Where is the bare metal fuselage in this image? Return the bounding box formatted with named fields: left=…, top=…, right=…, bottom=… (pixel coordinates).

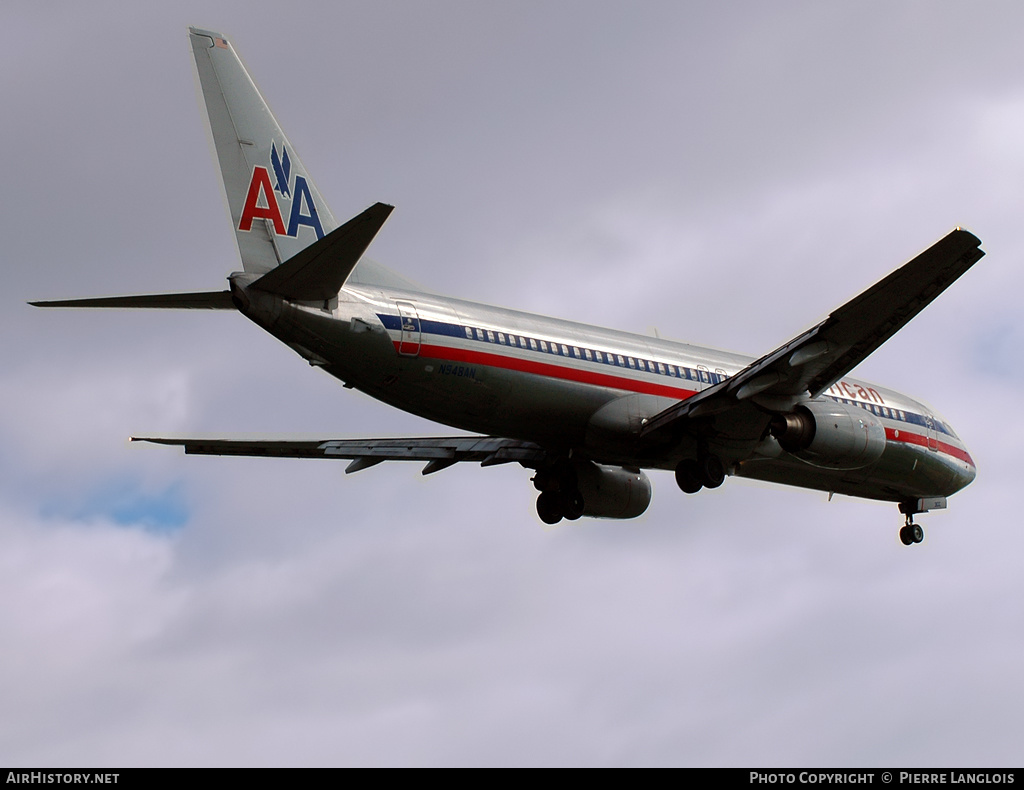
left=232, top=273, right=976, bottom=505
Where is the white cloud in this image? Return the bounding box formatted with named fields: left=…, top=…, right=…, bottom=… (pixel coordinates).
left=3, top=0, right=1023, bottom=767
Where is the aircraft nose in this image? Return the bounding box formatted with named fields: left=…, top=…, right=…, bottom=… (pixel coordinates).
left=953, top=454, right=977, bottom=493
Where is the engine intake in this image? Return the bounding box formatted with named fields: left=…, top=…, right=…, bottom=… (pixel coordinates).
left=770, top=400, right=885, bottom=469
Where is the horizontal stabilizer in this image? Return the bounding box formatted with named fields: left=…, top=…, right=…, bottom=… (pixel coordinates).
left=30, top=291, right=235, bottom=309
left=250, top=203, right=394, bottom=300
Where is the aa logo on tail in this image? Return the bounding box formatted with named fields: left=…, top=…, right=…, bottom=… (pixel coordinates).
left=238, top=143, right=325, bottom=240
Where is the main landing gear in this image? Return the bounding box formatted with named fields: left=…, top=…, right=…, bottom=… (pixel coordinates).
left=674, top=455, right=725, bottom=494
left=533, top=461, right=584, bottom=525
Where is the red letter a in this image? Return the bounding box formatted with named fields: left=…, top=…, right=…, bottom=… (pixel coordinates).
left=238, top=166, right=286, bottom=234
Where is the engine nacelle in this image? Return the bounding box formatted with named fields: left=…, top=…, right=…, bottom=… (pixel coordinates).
left=576, top=462, right=652, bottom=519
left=771, top=400, right=886, bottom=470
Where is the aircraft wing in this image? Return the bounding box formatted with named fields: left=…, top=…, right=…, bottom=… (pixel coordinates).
left=132, top=435, right=547, bottom=474
left=641, top=228, right=984, bottom=439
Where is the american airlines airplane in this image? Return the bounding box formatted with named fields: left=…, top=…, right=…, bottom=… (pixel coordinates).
left=32, top=28, right=982, bottom=546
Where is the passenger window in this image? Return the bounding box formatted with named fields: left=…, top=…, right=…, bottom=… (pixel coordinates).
left=464, top=327, right=473, bottom=339
left=497, top=332, right=505, bottom=344
left=539, top=340, right=548, bottom=352
left=561, top=344, right=569, bottom=356
left=584, top=348, right=592, bottom=361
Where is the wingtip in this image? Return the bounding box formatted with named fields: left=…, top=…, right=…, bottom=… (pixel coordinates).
left=952, top=226, right=982, bottom=247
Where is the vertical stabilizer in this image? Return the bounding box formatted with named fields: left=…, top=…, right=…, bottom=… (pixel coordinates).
left=189, top=27, right=338, bottom=273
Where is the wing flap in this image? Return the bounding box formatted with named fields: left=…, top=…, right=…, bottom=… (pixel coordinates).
left=132, top=435, right=547, bottom=471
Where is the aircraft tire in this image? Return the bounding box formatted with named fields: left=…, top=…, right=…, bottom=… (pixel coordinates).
left=675, top=460, right=703, bottom=494
left=899, top=525, right=915, bottom=545
left=564, top=490, right=585, bottom=521
left=537, top=491, right=564, bottom=525
left=699, top=455, right=725, bottom=489
left=912, top=524, right=924, bottom=543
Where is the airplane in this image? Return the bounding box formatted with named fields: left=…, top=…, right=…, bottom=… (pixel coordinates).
left=31, top=27, right=982, bottom=546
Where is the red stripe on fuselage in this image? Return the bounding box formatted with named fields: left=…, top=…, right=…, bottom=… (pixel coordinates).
left=404, top=341, right=700, bottom=401
left=394, top=340, right=975, bottom=467
left=884, top=427, right=974, bottom=467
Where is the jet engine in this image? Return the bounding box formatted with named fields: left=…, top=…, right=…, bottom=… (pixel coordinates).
left=770, top=400, right=886, bottom=470
left=576, top=462, right=652, bottom=519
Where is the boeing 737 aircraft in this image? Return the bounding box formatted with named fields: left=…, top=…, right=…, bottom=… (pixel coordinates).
left=32, top=28, right=982, bottom=546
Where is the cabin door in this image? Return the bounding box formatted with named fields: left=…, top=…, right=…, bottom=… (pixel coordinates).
left=396, top=301, right=421, bottom=357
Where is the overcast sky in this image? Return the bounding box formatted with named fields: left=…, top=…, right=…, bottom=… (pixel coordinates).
left=3, top=0, right=1023, bottom=767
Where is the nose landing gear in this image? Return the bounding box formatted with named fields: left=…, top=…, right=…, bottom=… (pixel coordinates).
left=899, top=516, right=924, bottom=546
left=897, top=499, right=945, bottom=546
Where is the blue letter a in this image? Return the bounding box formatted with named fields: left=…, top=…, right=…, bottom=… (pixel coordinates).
left=286, top=175, right=325, bottom=239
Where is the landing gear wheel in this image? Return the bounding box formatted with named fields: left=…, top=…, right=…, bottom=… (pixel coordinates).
left=699, top=455, right=725, bottom=489
left=899, top=520, right=925, bottom=546
left=675, top=460, right=703, bottom=494
left=563, top=491, right=585, bottom=521
left=537, top=491, right=564, bottom=525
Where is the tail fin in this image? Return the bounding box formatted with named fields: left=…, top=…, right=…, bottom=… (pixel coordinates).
left=190, top=27, right=338, bottom=274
